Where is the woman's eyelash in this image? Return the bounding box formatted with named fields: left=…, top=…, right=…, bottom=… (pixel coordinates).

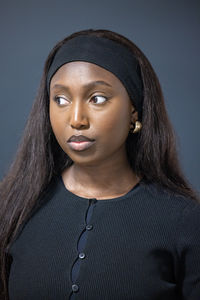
left=53, top=96, right=69, bottom=105
left=53, top=95, right=109, bottom=106
left=90, top=95, right=108, bottom=104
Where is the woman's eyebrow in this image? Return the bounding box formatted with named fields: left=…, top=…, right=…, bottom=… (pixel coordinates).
left=83, top=81, right=113, bottom=89
left=51, top=80, right=112, bottom=92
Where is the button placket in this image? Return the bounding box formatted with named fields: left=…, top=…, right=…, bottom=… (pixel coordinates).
left=70, top=199, right=97, bottom=298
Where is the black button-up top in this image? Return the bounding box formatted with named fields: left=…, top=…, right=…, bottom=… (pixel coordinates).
left=8, top=176, right=200, bottom=299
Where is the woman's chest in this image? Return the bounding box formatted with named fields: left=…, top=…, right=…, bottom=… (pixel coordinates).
left=8, top=198, right=178, bottom=299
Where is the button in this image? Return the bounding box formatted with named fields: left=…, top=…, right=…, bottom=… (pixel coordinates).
left=72, top=284, right=79, bottom=292
left=89, top=199, right=97, bottom=205
left=86, top=224, right=93, bottom=230
left=79, top=252, right=85, bottom=259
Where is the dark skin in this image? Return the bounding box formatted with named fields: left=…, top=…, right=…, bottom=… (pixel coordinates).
left=49, top=61, right=140, bottom=200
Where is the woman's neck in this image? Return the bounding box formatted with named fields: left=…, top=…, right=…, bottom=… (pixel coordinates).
left=62, top=155, right=140, bottom=200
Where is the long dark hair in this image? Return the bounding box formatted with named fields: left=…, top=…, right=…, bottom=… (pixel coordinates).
left=0, top=29, right=198, bottom=299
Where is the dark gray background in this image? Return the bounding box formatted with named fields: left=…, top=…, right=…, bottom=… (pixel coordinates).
left=0, top=0, right=199, bottom=192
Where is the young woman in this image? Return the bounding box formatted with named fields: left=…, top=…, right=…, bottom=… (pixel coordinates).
left=0, top=29, right=199, bottom=300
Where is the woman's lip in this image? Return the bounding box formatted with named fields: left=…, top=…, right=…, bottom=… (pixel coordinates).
left=67, top=141, right=96, bottom=151
left=67, top=135, right=95, bottom=143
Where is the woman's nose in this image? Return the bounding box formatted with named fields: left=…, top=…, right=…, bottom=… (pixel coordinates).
left=69, top=101, right=89, bottom=130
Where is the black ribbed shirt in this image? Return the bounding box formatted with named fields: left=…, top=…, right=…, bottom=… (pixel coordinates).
left=8, top=176, right=200, bottom=299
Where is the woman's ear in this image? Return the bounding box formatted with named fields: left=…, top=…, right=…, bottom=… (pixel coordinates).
left=130, top=106, right=138, bottom=123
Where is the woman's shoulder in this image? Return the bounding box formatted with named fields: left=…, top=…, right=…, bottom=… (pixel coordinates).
left=134, top=182, right=200, bottom=248
left=141, top=180, right=199, bottom=207
left=139, top=181, right=200, bottom=225
left=6, top=176, right=61, bottom=253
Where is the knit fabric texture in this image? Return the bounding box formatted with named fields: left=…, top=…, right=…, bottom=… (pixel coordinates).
left=8, top=176, right=200, bottom=300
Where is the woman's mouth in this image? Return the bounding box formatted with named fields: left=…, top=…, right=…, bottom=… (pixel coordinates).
left=67, top=135, right=96, bottom=151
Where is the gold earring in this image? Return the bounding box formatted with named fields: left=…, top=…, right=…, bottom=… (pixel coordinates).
left=130, top=121, right=142, bottom=133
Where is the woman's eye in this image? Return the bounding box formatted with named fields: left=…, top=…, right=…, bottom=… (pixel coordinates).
left=90, top=95, right=108, bottom=104
left=54, top=96, right=69, bottom=106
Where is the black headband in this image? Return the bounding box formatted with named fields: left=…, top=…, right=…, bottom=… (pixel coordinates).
left=47, top=35, right=143, bottom=116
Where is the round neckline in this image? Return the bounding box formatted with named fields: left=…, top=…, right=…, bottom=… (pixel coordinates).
left=58, top=174, right=145, bottom=203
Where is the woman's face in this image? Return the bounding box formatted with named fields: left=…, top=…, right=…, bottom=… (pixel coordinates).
left=49, top=61, right=137, bottom=166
